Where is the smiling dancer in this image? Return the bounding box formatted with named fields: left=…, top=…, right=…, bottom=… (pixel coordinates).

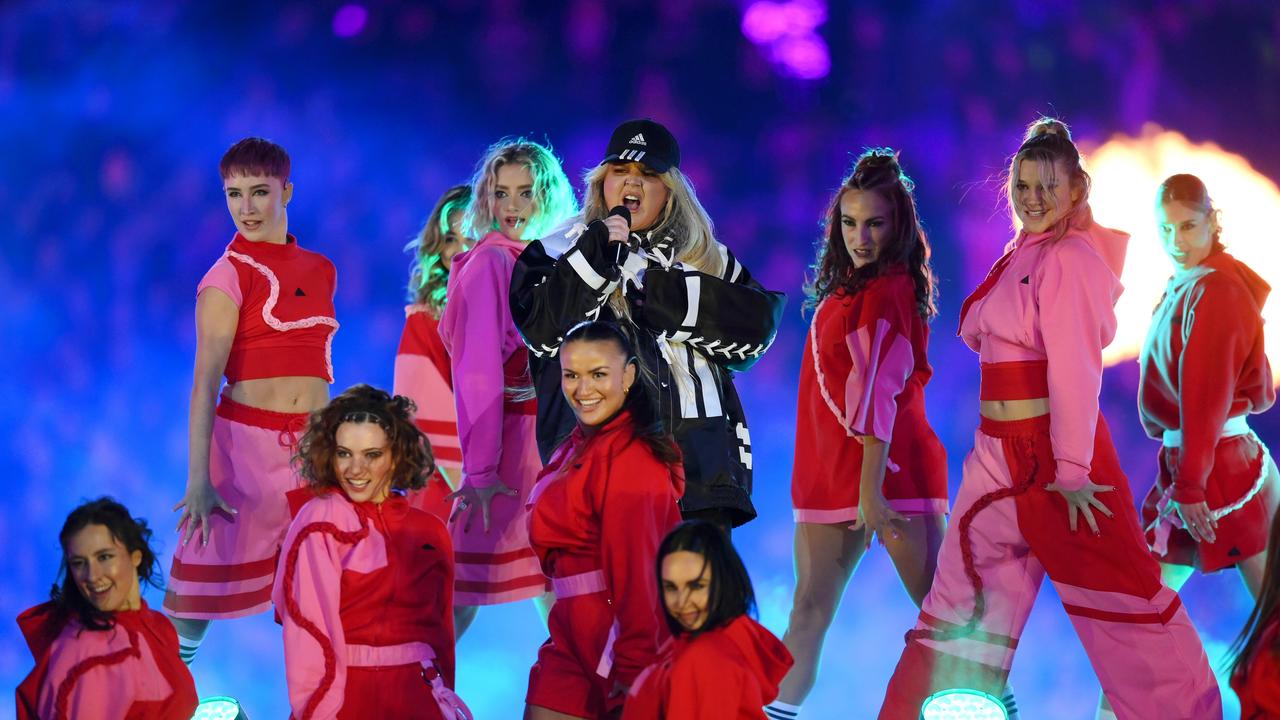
left=442, top=140, right=577, bottom=636
left=17, top=498, right=197, bottom=720
left=524, top=321, right=684, bottom=720
left=512, top=119, right=786, bottom=534
left=275, top=384, right=469, bottom=719
left=877, top=119, right=1220, bottom=719
left=624, top=520, right=793, bottom=720
left=164, top=137, right=338, bottom=664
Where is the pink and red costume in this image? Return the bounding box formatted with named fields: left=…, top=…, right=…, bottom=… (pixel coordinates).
left=439, top=231, right=548, bottom=606
left=16, top=601, right=198, bottom=720
left=791, top=265, right=948, bottom=523
left=395, top=304, right=463, bottom=522
left=878, top=211, right=1221, bottom=719
left=622, top=615, right=793, bottom=720
left=165, top=233, right=338, bottom=620
left=1139, top=249, right=1276, bottom=572
left=273, top=488, right=468, bottom=720
left=525, top=411, right=684, bottom=718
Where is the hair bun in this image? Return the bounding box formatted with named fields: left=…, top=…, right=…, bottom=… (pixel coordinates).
left=1025, top=117, right=1073, bottom=142
left=852, top=148, right=912, bottom=190
left=855, top=147, right=901, bottom=173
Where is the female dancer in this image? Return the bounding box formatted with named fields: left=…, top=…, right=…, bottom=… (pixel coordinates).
left=17, top=498, right=198, bottom=720
left=1140, top=173, right=1277, bottom=587
left=395, top=184, right=474, bottom=521
left=443, top=139, right=577, bottom=634
left=1090, top=174, right=1278, bottom=718
left=877, top=119, right=1220, bottom=719
left=768, top=150, right=947, bottom=720
left=1230, top=512, right=1280, bottom=717
left=1093, top=174, right=1280, bottom=719
left=511, top=118, right=786, bottom=533
left=166, top=137, right=338, bottom=663
left=275, top=384, right=469, bottom=720
left=623, top=520, right=793, bottom=719
left=525, top=320, right=685, bottom=719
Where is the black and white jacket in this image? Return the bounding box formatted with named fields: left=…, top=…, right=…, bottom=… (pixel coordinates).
left=510, top=218, right=786, bottom=527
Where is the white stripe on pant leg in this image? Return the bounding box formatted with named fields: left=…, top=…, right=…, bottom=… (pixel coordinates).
left=917, top=636, right=1016, bottom=671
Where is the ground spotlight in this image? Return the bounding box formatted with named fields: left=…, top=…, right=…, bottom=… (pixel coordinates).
left=920, top=688, right=1008, bottom=720
left=191, top=696, right=247, bottom=720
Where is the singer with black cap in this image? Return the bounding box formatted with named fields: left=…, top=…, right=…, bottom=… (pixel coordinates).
left=511, top=118, right=786, bottom=535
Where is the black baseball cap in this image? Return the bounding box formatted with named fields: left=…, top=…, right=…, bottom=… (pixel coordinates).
left=600, top=118, right=680, bottom=173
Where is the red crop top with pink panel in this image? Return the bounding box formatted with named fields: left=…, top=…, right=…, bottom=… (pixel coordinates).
left=958, top=209, right=1129, bottom=491
left=197, top=234, right=339, bottom=383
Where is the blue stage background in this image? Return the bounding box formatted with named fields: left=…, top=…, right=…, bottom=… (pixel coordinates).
left=3, top=1, right=1280, bottom=717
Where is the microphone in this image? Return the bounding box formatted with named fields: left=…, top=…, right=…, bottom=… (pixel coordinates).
left=607, top=205, right=632, bottom=227
left=606, top=205, right=636, bottom=259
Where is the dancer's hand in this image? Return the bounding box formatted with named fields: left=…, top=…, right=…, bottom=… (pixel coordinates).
left=1045, top=479, right=1114, bottom=534
left=851, top=491, right=907, bottom=548
left=173, top=479, right=236, bottom=548
left=603, top=215, right=630, bottom=245
left=1166, top=500, right=1217, bottom=543
left=447, top=480, right=517, bottom=533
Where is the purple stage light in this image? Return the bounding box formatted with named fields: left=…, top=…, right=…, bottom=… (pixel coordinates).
left=771, top=34, right=829, bottom=80
left=332, top=4, right=369, bottom=38
left=742, top=0, right=825, bottom=43
left=741, top=0, right=829, bottom=80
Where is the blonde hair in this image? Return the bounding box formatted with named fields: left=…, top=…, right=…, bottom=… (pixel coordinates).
left=1004, top=117, right=1092, bottom=241
left=406, top=184, right=471, bottom=315
left=580, top=163, right=724, bottom=320
left=464, top=139, right=578, bottom=241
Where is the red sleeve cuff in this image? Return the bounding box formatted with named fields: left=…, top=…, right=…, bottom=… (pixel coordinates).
left=1171, top=484, right=1207, bottom=505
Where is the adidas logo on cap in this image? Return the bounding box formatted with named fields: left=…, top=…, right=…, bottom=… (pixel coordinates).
left=628, top=133, right=647, bottom=146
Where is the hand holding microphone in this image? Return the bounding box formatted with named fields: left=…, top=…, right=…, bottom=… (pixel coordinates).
left=603, top=205, right=631, bottom=245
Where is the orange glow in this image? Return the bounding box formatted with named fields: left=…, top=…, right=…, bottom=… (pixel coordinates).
left=1084, top=125, right=1280, bottom=379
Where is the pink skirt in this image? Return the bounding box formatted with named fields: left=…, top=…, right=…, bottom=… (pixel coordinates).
left=451, top=413, right=549, bottom=606
left=163, top=396, right=308, bottom=620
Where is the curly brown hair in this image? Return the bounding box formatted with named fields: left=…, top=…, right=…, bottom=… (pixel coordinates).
left=294, top=384, right=435, bottom=494
left=807, top=148, right=938, bottom=318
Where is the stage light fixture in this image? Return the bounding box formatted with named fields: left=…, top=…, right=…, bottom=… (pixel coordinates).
left=920, top=688, right=1008, bottom=720
left=191, top=696, right=247, bottom=720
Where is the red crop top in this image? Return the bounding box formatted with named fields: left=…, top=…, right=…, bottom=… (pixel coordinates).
left=197, top=234, right=339, bottom=383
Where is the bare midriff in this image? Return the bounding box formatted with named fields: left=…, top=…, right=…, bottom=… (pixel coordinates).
left=980, top=397, right=1050, bottom=422
left=227, top=376, right=329, bottom=413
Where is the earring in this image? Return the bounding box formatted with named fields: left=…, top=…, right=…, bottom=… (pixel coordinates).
left=624, top=385, right=631, bottom=394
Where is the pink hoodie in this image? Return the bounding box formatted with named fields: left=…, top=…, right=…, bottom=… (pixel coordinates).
left=439, top=231, right=536, bottom=489
left=959, top=208, right=1130, bottom=490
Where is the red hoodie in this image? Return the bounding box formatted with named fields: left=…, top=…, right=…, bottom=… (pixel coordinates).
left=1139, top=249, right=1274, bottom=503
left=623, top=615, right=793, bottom=720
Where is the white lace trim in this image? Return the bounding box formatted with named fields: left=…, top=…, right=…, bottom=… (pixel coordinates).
left=810, top=299, right=852, bottom=435
left=227, top=250, right=341, bottom=382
